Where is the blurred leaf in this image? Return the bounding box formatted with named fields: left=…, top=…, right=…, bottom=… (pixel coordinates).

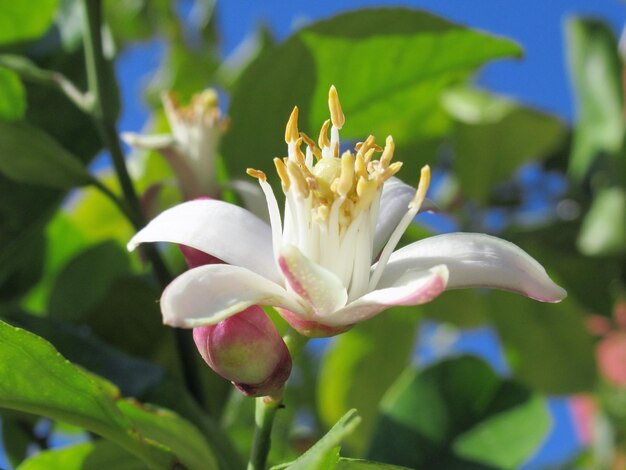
left=48, top=241, right=131, bottom=320
left=367, top=356, right=550, bottom=469
left=224, top=8, right=521, bottom=188
left=0, top=0, right=59, bottom=44
left=0, top=319, right=178, bottom=468
left=0, top=67, right=26, bottom=121
left=18, top=440, right=144, bottom=470
left=2, top=415, right=32, bottom=468
left=487, top=291, right=597, bottom=394
left=336, top=459, right=412, bottom=469
left=577, top=186, right=626, bottom=256
left=318, top=309, right=420, bottom=454
left=444, top=87, right=566, bottom=203
left=272, top=409, right=361, bottom=470
left=0, top=120, right=93, bottom=189
left=566, top=17, right=624, bottom=181
left=421, top=290, right=488, bottom=328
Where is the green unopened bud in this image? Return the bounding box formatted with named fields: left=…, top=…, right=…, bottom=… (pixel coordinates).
left=193, top=306, right=291, bottom=397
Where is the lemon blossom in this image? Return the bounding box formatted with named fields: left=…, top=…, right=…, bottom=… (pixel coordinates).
left=128, top=86, right=566, bottom=337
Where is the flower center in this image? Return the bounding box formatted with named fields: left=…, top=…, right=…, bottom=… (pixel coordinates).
left=247, top=86, right=430, bottom=301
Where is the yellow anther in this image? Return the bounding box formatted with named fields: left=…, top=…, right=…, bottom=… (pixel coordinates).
left=287, top=160, right=310, bottom=197
left=300, top=132, right=322, bottom=159
left=246, top=168, right=267, bottom=182
left=285, top=106, right=299, bottom=143
left=355, top=154, right=368, bottom=179
left=316, top=203, right=330, bottom=222
left=382, top=161, right=403, bottom=180
left=354, top=177, right=378, bottom=213
left=410, top=165, right=431, bottom=210
left=380, top=136, right=395, bottom=167
left=363, top=148, right=376, bottom=164
left=293, top=137, right=307, bottom=164
left=273, top=158, right=290, bottom=191
left=337, top=152, right=355, bottom=196
left=333, top=141, right=340, bottom=158
left=328, top=85, right=345, bottom=129
left=356, top=135, right=375, bottom=155
left=318, top=119, right=331, bottom=149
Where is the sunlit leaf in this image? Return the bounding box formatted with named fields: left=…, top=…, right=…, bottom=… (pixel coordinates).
left=224, top=8, right=521, bottom=188
left=336, top=459, right=412, bottom=469
left=0, top=0, right=59, bottom=44
left=0, top=121, right=93, bottom=189
left=577, top=186, right=626, bottom=256
left=0, top=67, right=26, bottom=121
left=318, top=310, right=419, bottom=454
left=566, top=17, right=625, bottom=181
left=367, top=357, right=550, bottom=469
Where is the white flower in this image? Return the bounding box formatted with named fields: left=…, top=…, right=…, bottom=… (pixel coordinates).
left=128, top=87, right=566, bottom=337
left=122, top=89, right=227, bottom=200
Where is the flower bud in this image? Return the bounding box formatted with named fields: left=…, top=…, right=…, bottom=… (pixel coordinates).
left=193, top=306, right=292, bottom=397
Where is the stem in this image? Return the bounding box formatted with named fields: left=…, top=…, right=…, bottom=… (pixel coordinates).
left=247, top=328, right=309, bottom=470
left=81, top=0, right=203, bottom=405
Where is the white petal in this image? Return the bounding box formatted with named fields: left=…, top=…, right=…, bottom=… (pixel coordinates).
left=323, top=265, right=449, bottom=327
left=161, top=264, right=303, bottom=327
left=380, top=233, right=567, bottom=302
left=228, top=178, right=270, bottom=223
left=128, top=199, right=281, bottom=283
left=373, top=177, right=437, bottom=257
left=278, top=245, right=348, bottom=317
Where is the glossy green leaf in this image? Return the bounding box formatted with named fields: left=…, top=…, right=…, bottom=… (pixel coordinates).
left=444, top=88, right=566, bottom=202
left=48, top=241, right=131, bottom=320
left=18, top=441, right=144, bottom=470
left=368, top=357, right=550, bottom=469
left=0, top=121, right=93, bottom=189
left=577, top=186, right=626, bottom=256
left=487, top=291, right=597, bottom=394
left=0, top=67, right=26, bottom=121
left=566, top=18, right=625, bottom=180
left=0, top=320, right=176, bottom=469
left=224, top=8, right=521, bottom=188
left=0, top=0, right=59, bottom=44
left=273, top=409, right=361, bottom=470
left=318, top=310, right=420, bottom=454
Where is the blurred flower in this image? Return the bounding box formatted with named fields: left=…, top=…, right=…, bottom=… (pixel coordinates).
left=129, top=86, right=566, bottom=337
left=123, top=89, right=227, bottom=200
left=193, top=305, right=291, bottom=397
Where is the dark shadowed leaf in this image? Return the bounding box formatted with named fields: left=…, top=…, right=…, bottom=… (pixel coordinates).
left=367, top=356, right=550, bottom=469
left=0, top=67, right=26, bottom=121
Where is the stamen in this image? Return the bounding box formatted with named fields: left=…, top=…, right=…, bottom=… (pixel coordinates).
left=368, top=165, right=431, bottom=291
left=285, top=106, right=299, bottom=143
left=355, top=154, right=368, bottom=179
left=287, top=160, right=310, bottom=197
left=300, top=132, right=322, bottom=160
left=273, top=158, right=291, bottom=191
left=382, top=161, right=403, bottom=180
left=318, top=119, right=331, bottom=150
left=380, top=136, right=395, bottom=167
left=363, top=148, right=376, bottom=164
left=337, top=152, right=355, bottom=196
left=246, top=168, right=267, bottom=182
left=328, top=85, right=345, bottom=129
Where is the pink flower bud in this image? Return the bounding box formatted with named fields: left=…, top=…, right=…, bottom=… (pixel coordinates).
left=193, top=306, right=292, bottom=397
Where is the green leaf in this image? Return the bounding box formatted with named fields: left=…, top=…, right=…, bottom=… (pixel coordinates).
left=0, top=319, right=177, bottom=469
left=272, top=409, right=361, bottom=470
left=48, top=241, right=131, bottom=321
left=367, top=356, right=550, bottom=469
left=318, top=310, right=420, bottom=454
left=0, top=121, right=93, bottom=189
left=223, top=8, right=521, bottom=188
left=1, top=414, right=33, bottom=468
left=444, top=87, right=566, bottom=203
left=336, top=458, right=412, bottom=469
left=0, top=0, right=59, bottom=44
left=566, top=17, right=625, bottom=181
left=577, top=186, right=626, bottom=256
left=18, top=441, right=144, bottom=470
left=487, top=291, right=597, bottom=394
left=0, top=67, right=26, bottom=121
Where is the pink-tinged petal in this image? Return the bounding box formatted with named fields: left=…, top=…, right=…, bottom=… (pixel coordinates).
left=373, top=178, right=438, bottom=258
left=161, top=264, right=303, bottom=328
left=278, top=245, right=348, bottom=317
left=597, top=332, right=626, bottom=386
left=321, top=265, right=449, bottom=327
left=381, top=233, right=566, bottom=302
left=128, top=199, right=281, bottom=284
left=277, top=308, right=353, bottom=338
